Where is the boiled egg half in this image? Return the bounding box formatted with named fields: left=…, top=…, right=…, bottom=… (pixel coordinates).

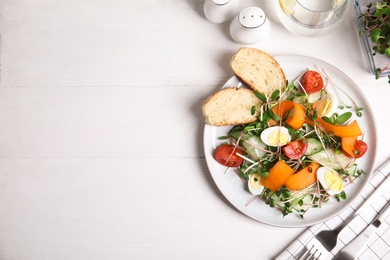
left=248, top=173, right=264, bottom=195
left=317, top=167, right=344, bottom=196
left=260, top=126, right=291, bottom=147
left=314, top=93, right=338, bottom=117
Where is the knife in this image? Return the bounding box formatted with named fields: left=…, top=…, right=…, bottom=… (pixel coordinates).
left=333, top=198, right=390, bottom=260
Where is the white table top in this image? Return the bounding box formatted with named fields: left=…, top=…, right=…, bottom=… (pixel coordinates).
left=1, top=0, right=390, bottom=259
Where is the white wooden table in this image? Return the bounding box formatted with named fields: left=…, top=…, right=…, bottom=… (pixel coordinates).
left=1, top=0, right=389, bottom=259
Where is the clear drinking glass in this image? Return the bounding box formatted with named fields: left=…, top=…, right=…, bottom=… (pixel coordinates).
left=276, top=0, right=349, bottom=37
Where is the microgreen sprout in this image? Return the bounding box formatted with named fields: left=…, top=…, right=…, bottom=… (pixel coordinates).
left=356, top=107, right=364, bottom=117
left=363, top=1, right=390, bottom=57
left=271, top=89, right=280, bottom=101
left=251, top=105, right=256, bottom=116
left=362, top=1, right=390, bottom=81
left=334, top=191, right=347, bottom=202
left=322, top=112, right=352, bottom=125
left=255, top=91, right=267, bottom=103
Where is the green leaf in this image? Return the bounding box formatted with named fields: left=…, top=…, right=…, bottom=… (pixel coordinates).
left=383, top=7, right=390, bottom=17
left=260, top=171, right=269, bottom=178
left=321, top=116, right=334, bottom=124
left=336, top=112, right=352, bottom=124
left=251, top=105, right=256, bottom=115
left=375, top=68, right=382, bottom=79
left=371, top=28, right=382, bottom=42
left=255, top=91, right=267, bottom=102
left=271, top=90, right=280, bottom=101
left=243, top=125, right=255, bottom=133
left=260, top=112, right=271, bottom=123
left=356, top=107, right=364, bottom=117
left=335, top=191, right=347, bottom=202
left=218, top=136, right=229, bottom=140
left=268, top=108, right=280, bottom=122
left=385, top=47, right=390, bottom=56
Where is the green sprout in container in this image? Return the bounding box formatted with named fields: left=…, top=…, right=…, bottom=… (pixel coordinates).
left=362, top=1, right=390, bottom=81
left=363, top=1, right=390, bottom=56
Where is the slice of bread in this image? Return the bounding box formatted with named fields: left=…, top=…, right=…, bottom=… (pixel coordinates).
left=230, top=47, right=286, bottom=95
left=202, top=87, right=261, bottom=126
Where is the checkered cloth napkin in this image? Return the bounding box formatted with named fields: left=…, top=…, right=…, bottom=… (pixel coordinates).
left=276, top=159, right=390, bottom=260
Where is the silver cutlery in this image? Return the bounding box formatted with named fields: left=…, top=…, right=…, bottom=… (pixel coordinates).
left=333, top=198, right=390, bottom=260
left=297, top=158, right=390, bottom=260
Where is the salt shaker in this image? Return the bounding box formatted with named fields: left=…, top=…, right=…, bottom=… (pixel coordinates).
left=230, top=6, right=271, bottom=44
left=203, top=0, right=240, bottom=24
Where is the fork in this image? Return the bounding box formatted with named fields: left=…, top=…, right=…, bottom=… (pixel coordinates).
left=296, top=215, right=356, bottom=260
left=295, top=207, right=363, bottom=259
left=297, top=236, right=329, bottom=259
left=297, top=159, right=390, bottom=259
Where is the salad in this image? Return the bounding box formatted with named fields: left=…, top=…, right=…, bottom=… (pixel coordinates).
left=213, top=69, right=368, bottom=218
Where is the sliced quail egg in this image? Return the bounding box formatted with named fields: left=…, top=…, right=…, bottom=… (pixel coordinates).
left=307, top=91, right=323, bottom=103
left=260, top=126, right=291, bottom=147
left=248, top=173, right=264, bottom=195
left=314, top=93, right=338, bottom=117
left=317, top=167, right=344, bottom=196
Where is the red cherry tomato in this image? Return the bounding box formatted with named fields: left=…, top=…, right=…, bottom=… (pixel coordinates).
left=282, top=139, right=308, bottom=159
left=214, top=144, right=244, bottom=167
left=300, top=70, right=324, bottom=93
left=342, top=140, right=368, bottom=159
left=353, top=140, right=368, bottom=158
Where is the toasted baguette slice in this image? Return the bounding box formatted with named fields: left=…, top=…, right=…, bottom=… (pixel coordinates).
left=230, top=47, right=286, bottom=95
left=202, top=87, right=261, bottom=126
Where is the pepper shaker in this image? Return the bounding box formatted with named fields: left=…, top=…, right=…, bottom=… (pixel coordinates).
left=203, top=0, right=240, bottom=24
left=230, top=6, right=271, bottom=44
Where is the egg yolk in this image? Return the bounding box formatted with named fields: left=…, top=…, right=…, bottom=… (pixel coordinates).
left=317, top=96, right=333, bottom=117
left=268, top=130, right=289, bottom=146
left=324, top=171, right=343, bottom=192
left=250, top=174, right=262, bottom=190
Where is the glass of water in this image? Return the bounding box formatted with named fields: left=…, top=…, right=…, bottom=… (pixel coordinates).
left=276, top=0, right=349, bottom=37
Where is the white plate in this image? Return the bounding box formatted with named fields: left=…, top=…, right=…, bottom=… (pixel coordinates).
left=203, top=55, right=377, bottom=227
